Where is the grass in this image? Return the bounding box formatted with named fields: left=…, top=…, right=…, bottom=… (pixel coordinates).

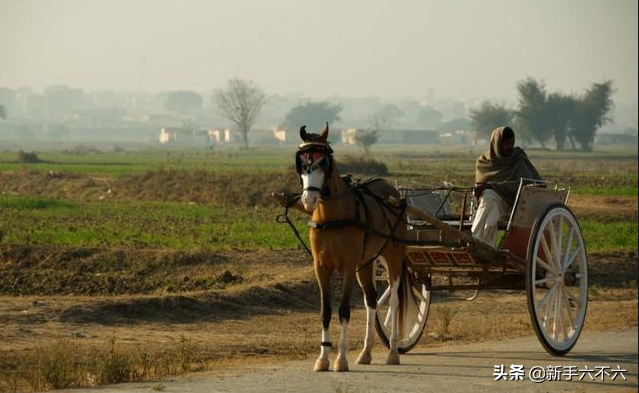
left=0, top=149, right=292, bottom=175
left=1, top=195, right=635, bottom=252
left=581, top=221, right=639, bottom=251
left=0, top=334, right=197, bottom=392
left=0, top=195, right=76, bottom=210
left=570, top=185, right=638, bottom=196
left=0, top=196, right=309, bottom=250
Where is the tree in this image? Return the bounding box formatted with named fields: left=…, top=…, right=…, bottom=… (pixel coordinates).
left=377, top=104, right=404, bottom=125
left=164, top=91, right=203, bottom=114
left=281, top=101, right=342, bottom=135
left=569, top=80, right=614, bottom=152
left=354, top=129, right=379, bottom=154
left=213, top=78, right=267, bottom=149
left=469, top=101, right=512, bottom=143
left=516, top=77, right=552, bottom=148
left=416, top=106, right=443, bottom=129
left=355, top=114, right=387, bottom=153
left=181, top=118, right=198, bottom=135
left=545, top=92, right=576, bottom=151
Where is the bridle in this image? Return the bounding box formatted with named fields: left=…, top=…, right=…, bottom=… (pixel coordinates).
left=295, top=141, right=334, bottom=198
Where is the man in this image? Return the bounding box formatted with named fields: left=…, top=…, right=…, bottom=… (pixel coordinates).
left=472, top=126, right=542, bottom=246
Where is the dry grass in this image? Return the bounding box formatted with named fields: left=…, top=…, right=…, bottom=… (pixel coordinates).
left=569, top=195, right=638, bottom=223
left=0, top=333, right=198, bottom=392
left=0, top=168, right=301, bottom=207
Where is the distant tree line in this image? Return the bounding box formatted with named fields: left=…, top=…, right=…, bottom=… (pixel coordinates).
left=166, top=76, right=615, bottom=152
left=470, top=78, right=614, bottom=151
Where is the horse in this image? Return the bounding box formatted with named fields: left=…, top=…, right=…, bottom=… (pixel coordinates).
left=290, top=123, right=407, bottom=372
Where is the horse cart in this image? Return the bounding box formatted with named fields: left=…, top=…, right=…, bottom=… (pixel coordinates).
left=373, top=179, right=588, bottom=356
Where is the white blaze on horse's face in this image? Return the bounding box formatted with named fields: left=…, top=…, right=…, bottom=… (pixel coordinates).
left=300, top=167, right=325, bottom=211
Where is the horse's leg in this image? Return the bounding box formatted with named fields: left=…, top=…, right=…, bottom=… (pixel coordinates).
left=334, top=268, right=355, bottom=372
left=314, top=266, right=332, bottom=372
left=382, top=256, right=401, bottom=365
left=355, top=262, right=376, bottom=365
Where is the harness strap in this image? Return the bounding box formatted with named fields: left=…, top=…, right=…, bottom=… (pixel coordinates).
left=276, top=207, right=312, bottom=255
left=308, top=219, right=367, bottom=230
left=356, top=199, right=408, bottom=273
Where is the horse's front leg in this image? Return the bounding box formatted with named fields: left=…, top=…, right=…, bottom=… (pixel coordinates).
left=314, top=266, right=332, bottom=372
left=334, top=268, right=355, bottom=372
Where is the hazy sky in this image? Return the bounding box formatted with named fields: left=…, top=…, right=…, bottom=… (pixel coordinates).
left=1, top=0, right=637, bottom=103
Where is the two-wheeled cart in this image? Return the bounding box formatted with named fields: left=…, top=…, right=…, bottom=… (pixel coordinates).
left=374, top=180, right=588, bottom=356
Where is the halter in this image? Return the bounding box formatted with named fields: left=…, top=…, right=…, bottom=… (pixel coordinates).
left=295, top=141, right=334, bottom=197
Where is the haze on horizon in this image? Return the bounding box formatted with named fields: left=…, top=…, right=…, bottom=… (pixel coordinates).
left=0, top=0, right=637, bottom=105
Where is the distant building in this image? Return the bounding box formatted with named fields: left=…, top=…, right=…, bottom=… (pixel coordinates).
left=159, top=127, right=182, bottom=144
left=383, top=130, right=440, bottom=144
left=341, top=128, right=358, bottom=145
left=272, top=127, right=286, bottom=143
left=439, top=130, right=472, bottom=145
left=207, top=128, right=232, bottom=144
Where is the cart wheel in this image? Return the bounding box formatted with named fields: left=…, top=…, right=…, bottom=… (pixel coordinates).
left=464, top=285, right=480, bottom=301
left=373, top=259, right=430, bottom=354
left=527, top=203, right=588, bottom=356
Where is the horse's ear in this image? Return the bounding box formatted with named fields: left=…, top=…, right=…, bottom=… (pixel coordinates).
left=319, top=122, right=329, bottom=142
left=300, top=125, right=308, bottom=141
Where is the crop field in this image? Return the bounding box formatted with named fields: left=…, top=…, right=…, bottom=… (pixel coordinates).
left=0, top=145, right=637, bottom=391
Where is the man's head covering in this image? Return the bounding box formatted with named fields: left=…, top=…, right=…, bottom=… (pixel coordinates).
left=475, top=126, right=542, bottom=205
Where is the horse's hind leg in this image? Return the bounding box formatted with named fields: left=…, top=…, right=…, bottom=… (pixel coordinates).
left=334, top=268, right=355, bottom=372
left=355, top=262, right=377, bottom=365
left=314, top=266, right=332, bottom=372
left=383, top=256, right=401, bottom=365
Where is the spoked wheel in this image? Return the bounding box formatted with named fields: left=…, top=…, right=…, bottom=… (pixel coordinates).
left=463, top=278, right=480, bottom=301
left=373, top=258, right=430, bottom=354
left=527, top=203, right=588, bottom=356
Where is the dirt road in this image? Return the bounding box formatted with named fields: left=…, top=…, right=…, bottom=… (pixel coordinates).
left=57, top=329, right=637, bottom=393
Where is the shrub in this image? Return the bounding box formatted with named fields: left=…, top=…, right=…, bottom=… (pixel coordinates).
left=338, top=155, right=388, bottom=176
left=16, top=151, right=42, bottom=163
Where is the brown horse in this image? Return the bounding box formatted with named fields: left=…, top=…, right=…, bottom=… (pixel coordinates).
left=291, top=123, right=407, bottom=372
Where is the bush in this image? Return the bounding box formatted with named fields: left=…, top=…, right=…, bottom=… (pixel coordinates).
left=16, top=151, right=42, bottom=163
left=338, top=155, right=388, bottom=176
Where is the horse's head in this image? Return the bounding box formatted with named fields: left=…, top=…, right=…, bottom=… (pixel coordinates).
left=296, top=123, right=333, bottom=211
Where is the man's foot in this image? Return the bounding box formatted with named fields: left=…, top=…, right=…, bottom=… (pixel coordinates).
left=271, top=192, right=299, bottom=208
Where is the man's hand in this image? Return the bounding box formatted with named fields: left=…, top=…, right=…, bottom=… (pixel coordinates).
left=271, top=192, right=299, bottom=208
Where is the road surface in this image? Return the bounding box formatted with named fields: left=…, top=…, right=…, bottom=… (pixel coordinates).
left=58, top=330, right=638, bottom=393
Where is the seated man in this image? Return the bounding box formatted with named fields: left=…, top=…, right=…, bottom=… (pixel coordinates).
left=472, top=126, right=542, bottom=247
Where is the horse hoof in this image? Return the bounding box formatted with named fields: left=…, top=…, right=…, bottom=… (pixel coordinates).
left=313, top=358, right=330, bottom=372
left=356, top=351, right=372, bottom=365
left=333, top=355, right=349, bottom=372
left=385, top=351, right=400, bottom=365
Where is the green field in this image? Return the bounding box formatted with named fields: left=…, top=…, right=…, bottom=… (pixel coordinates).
left=0, top=147, right=637, bottom=253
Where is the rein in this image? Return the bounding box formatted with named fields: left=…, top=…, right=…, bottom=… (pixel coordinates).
left=277, top=178, right=412, bottom=272
left=276, top=204, right=312, bottom=255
